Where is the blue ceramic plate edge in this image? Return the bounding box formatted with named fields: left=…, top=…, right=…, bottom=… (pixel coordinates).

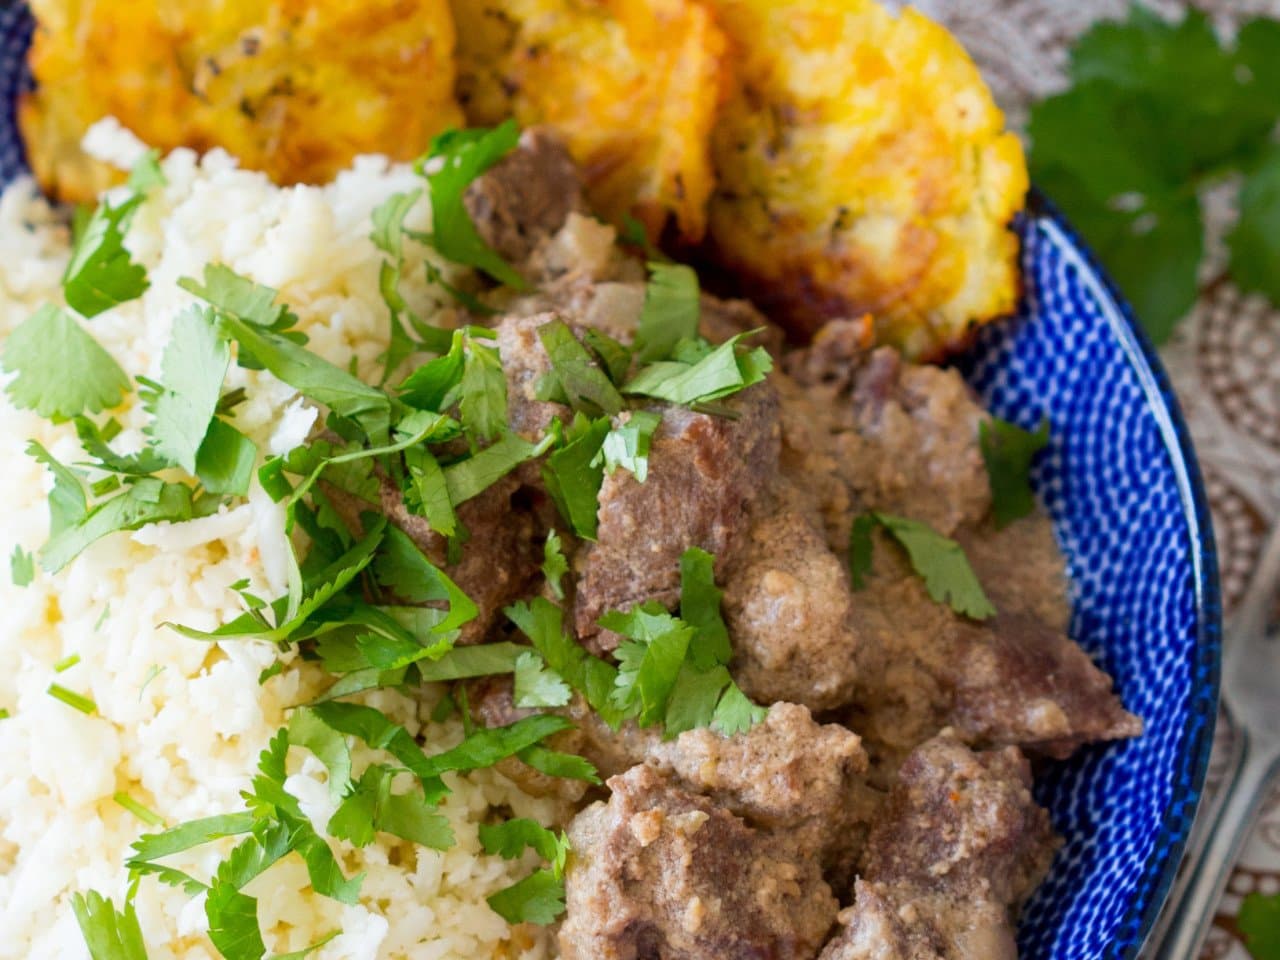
left=1021, top=190, right=1224, bottom=959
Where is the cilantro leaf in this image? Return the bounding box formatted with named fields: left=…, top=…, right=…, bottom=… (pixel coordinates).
left=419, top=121, right=527, bottom=288
left=847, top=513, right=876, bottom=591
left=205, top=872, right=267, bottom=960
left=399, top=329, right=465, bottom=411
left=506, top=598, right=624, bottom=727
left=444, top=431, right=548, bottom=505
left=328, top=764, right=453, bottom=850
left=1228, top=143, right=1280, bottom=303
left=479, top=819, right=570, bottom=876
left=373, top=524, right=479, bottom=634
left=537, top=319, right=624, bottom=416
left=663, top=664, right=732, bottom=736
left=287, top=708, right=351, bottom=804
left=28, top=441, right=88, bottom=536
left=41, top=479, right=193, bottom=573
left=582, top=328, right=632, bottom=384
left=634, top=263, right=701, bottom=363
left=71, top=890, right=149, bottom=960
left=179, top=265, right=299, bottom=335
left=598, top=410, right=661, bottom=484
left=486, top=869, right=566, bottom=926
left=63, top=196, right=148, bottom=318
left=601, top=604, right=694, bottom=727
left=410, top=642, right=527, bottom=681
left=403, top=445, right=457, bottom=537
left=979, top=417, right=1049, bottom=528
left=142, top=305, right=230, bottom=472
left=196, top=419, right=258, bottom=497
left=10, top=545, right=34, bottom=587
left=514, top=651, right=572, bottom=708
left=370, top=190, right=425, bottom=381
left=126, top=150, right=166, bottom=193
left=710, top=682, right=766, bottom=736
left=852, top=513, right=996, bottom=620
left=623, top=333, right=772, bottom=406
left=1239, top=891, right=1280, bottom=960
left=3, top=305, right=130, bottom=418
left=678, top=547, right=731, bottom=669
left=541, top=530, right=568, bottom=599
left=516, top=744, right=600, bottom=784
left=542, top=415, right=610, bottom=539
left=459, top=337, right=508, bottom=441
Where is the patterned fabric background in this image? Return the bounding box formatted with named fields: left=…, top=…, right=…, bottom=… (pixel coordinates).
left=886, top=1, right=1280, bottom=955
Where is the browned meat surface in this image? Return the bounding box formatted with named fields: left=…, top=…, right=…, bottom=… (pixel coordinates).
left=493, top=311, right=570, bottom=441
left=950, top=614, right=1143, bottom=759
left=723, top=503, right=862, bottom=711
left=464, top=127, right=586, bottom=276
left=647, top=702, right=872, bottom=883
left=820, top=733, right=1056, bottom=960
left=574, top=385, right=781, bottom=650
left=560, top=764, right=838, bottom=960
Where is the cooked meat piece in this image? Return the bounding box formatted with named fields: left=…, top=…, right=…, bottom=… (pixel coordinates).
left=647, top=702, right=872, bottom=881
left=818, top=880, right=1017, bottom=960
left=849, top=543, right=1138, bottom=769
left=574, top=384, right=781, bottom=650
left=959, top=515, right=1071, bottom=632
left=781, top=317, right=874, bottom=394
left=379, top=474, right=540, bottom=644
left=839, top=348, right=991, bottom=537
left=493, top=311, right=569, bottom=441
left=560, top=764, right=838, bottom=960
left=862, top=732, right=1056, bottom=903
left=950, top=614, right=1143, bottom=760
left=464, top=128, right=587, bottom=277
left=819, top=733, right=1055, bottom=960
left=723, top=505, right=862, bottom=711
left=701, top=0, right=1026, bottom=357
left=698, top=294, right=786, bottom=357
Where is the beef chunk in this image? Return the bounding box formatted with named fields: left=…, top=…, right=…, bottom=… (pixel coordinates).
left=818, top=881, right=1017, bottom=960
left=950, top=614, right=1143, bottom=759
left=464, top=127, right=586, bottom=275
left=647, top=702, right=872, bottom=882
left=723, top=505, right=862, bottom=711
left=574, top=385, right=781, bottom=650
left=560, top=764, right=838, bottom=960
left=493, top=311, right=565, bottom=441
left=378, top=474, right=540, bottom=644
left=819, top=733, right=1055, bottom=960
left=699, top=293, right=786, bottom=356
left=781, top=317, right=873, bottom=394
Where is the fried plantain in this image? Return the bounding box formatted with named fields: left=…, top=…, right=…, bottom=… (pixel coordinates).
left=20, top=0, right=464, bottom=202
left=701, top=0, right=1028, bottom=357
left=451, top=0, right=727, bottom=243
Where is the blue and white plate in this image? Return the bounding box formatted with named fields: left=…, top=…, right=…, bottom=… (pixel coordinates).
left=0, top=4, right=1220, bottom=958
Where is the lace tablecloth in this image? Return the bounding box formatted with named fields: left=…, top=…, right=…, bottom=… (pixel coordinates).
left=891, top=1, right=1280, bottom=955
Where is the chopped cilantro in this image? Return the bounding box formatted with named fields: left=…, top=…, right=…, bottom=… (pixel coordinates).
left=1239, top=891, right=1280, bottom=960
left=327, top=764, right=454, bottom=850
left=678, top=547, right=731, bottom=669
left=41, top=479, right=195, bottom=574
left=458, top=336, right=508, bottom=441
left=10, top=545, right=34, bottom=587
left=597, top=410, right=661, bottom=483
left=287, top=708, right=352, bottom=804
left=71, top=890, right=149, bottom=960
left=63, top=196, right=148, bottom=319
left=848, top=512, right=996, bottom=620
left=1228, top=141, right=1280, bottom=305
left=3, top=305, right=130, bottom=418
left=399, top=328, right=466, bottom=410
left=28, top=441, right=88, bottom=536
left=372, top=525, right=478, bottom=634
left=710, top=682, right=766, bottom=736
left=370, top=189, right=425, bottom=380
left=403, top=445, right=457, bottom=537
left=542, top=415, right=610, bottom=539
left=513, top=650, right=572, bottom=708
left=517, top=744, right=600, bottom=783
left=112, top=792, right=164, bottom=827
left=418, top=120, right=527, bottom=289
left=479, top=818, right=570, bottom=875
left=140, top=305, right=230, bottom=473
left=541, top=530, right=568, bottom=599
left=54, top=652, right=80, bottom=673
left=486, top=868, right=566, bottom=926
left=179, top=265, right=299, bottom=336
left=602, top=603, right=694, bottom=726
left=126, top=149, right=166, bottom=193
left=634, top=262, right=701, bottom=362
left=979, top=417, right=1050, bottom=528
left=623, top=332, right=771, bottom=406
left=663, top=664, right=733, bottom=736
left=582, top=328, right=632, bottom=384
left=195, top=418, right=258, bottom=497
left=444, top=431, right=550, bottom=505
left=537, top=319, right=624, bottom=416
left=47, top=682, right=97, bottom=715
left=619, top=215, right=669, bottom=262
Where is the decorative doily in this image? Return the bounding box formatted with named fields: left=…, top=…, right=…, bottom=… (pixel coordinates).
left=897, top=1, right=1280, bottom=955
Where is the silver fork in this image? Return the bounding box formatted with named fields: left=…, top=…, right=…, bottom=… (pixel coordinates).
left=1149, top=519, right=1280, bottom=959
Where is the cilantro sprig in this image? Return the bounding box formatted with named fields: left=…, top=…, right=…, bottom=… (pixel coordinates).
left=848, top=513, right=996, bottom=621
left=480, top=819, right=571, bottom=925
left=1240, top=890, right=1280, bottom=960
left=979, top=416, right=1050, bottom=528
left=1029, top=8, right=1280, bottom=342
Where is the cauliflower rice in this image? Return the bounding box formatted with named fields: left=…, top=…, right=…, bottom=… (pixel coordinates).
left=0, top=120, right=559, bottom=960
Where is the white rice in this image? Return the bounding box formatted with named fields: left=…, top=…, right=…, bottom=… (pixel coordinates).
left=0, top=120, right=560, bottom=960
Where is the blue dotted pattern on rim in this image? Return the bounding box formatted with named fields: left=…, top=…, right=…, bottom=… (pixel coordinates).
left=0, top=5, right=1221, bottom=958
left=0, top=2, right=31, bottom=187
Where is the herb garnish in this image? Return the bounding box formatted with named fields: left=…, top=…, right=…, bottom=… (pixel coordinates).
left=1240, top=890, right=1280, bottom=960
left=848, top=513, right=996, bottom=621
left=3, top=305, right=130, bottom=418
left=71, top=890, right=149, bottom=960
left=979, top=417, right=1050, bottom=528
